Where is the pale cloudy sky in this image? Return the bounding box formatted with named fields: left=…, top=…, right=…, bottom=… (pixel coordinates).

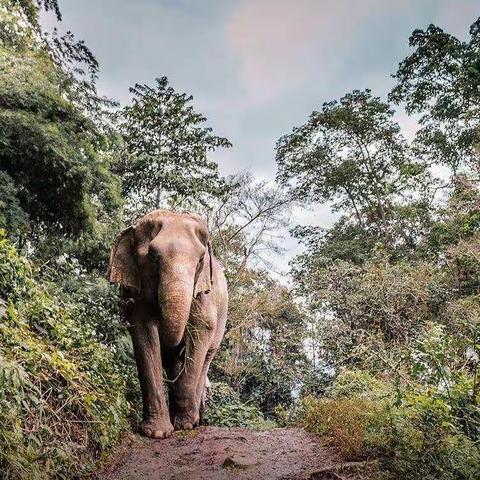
left=48, top=0, right=479, bottom=274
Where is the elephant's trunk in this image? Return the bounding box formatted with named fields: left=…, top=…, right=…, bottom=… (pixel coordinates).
left=158, top=273, right=195, bottom=348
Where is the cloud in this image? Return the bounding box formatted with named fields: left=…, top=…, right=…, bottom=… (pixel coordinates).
left=225, top=0, right=403, bottom=105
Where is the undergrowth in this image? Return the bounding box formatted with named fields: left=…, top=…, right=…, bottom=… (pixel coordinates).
left=0, top=233, right=129, bottom=479
left=279, top=369, right=480, bottom=480
left=204, top=382, right=276, bottom=430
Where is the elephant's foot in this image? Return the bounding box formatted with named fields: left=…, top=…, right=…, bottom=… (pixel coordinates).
left=173, top=411, right=200, bottom=431
left=139, top=416, right=174, bottom=439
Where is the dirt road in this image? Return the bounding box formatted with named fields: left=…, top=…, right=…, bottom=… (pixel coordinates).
left=94, top=426, right=368, bottom=480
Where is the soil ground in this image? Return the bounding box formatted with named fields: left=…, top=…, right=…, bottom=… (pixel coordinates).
left=93, top=426, right=370, bottom=480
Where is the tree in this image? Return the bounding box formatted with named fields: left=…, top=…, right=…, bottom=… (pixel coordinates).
left=4, top=0, right=104, bottom=111
left=280, top=17, right=480, bottom=479
left=276, top=90, right=428, bottom=250
left=0, top=0, right=124, bottom=316
left=11, top=0, right=62, bottom=23
left=211, top=271, right=311, bottom=415
left=195, top=173, right=307, bottom=413
left=116, top=77, right=232, bottom=218
left=390, top=18, right=480, bottom=177
left=425, top=176, right=480, bottom=256
left=0, top=0, right=120, bottom=244
left=201, top=172, right=291, bottom=280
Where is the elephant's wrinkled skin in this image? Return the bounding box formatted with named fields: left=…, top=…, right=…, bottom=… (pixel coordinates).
left=108, top=210, right=228, bottom=438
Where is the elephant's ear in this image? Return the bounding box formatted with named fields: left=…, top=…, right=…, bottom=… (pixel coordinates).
left=194, top=241, right=213, bottom=297
left=107, top=226, right=140, bottom=294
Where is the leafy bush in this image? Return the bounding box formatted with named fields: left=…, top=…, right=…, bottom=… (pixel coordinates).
left=204, top=382, right=275, bottom=430
left=0, top=233, right=129, bottom=479
left=33, top=252, right=142, bottom=419
left=295, top=395, right=388, bottom=460
left=287, top=227, right=480, bottom=479
left=291, top=367, right=480, bottom=480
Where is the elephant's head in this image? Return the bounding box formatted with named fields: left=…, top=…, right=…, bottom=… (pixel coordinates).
left=107, top=210, right=213, bottom=347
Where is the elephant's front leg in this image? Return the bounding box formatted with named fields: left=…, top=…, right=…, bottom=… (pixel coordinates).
left=129, top=309, right=173, bottom=438
left=172, top=300, right=216, bottom=430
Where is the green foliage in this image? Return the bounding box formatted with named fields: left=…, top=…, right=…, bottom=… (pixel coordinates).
left=0, top=0, right=122, bottom=254
left=1, top=4, right=479, bottom=480
left=290, top=367, right=479, bottom=480
left=0, top=36, right=121, bottom=242
left=11, top=0, right=62, bottom=24
left=277, top=14, right=480, bottom=479
left=116, top=76, right=231, bottom=217
left=276, top=89, right=434, bottom=273
left=0, top=0, right=38, bottom=49
left=426, top=178, right=480, bottom=255
left=390, top=17, right=480, bottom=176
left=276, top=90, right=413, bottom=203
left=330, top=370, right=394, bottom=400
left=0, top=233, right=129, bottom=479
left=0, top=171, right=29, bottom=235
left=283, top=234, right=480, bottom=479
left=295, top=395, right=388, bottom=460
left=210, top=272, right=311, bottom=416
left=204, top=382, right=275, bottom=430
left=49, top=261, right=141, bottom=409
left=276, top=89, right=428, bottom=252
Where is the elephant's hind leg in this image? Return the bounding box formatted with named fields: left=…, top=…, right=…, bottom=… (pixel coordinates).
left=196, top=350, right=217, bottom=424
left=130, top=310, right=173, bottom=438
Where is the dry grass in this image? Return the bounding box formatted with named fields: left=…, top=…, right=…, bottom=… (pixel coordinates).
left=298, top=396, right=383, bottom=460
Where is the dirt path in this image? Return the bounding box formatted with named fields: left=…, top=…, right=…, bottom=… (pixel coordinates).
left=94, top=426, right=368, bottom=480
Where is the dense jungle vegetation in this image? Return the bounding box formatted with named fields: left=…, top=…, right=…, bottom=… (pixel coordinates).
left=0, top=1, right=479, bottom=479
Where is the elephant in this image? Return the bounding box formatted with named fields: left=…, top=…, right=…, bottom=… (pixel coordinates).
left=107, top=209, right=228, bottom=438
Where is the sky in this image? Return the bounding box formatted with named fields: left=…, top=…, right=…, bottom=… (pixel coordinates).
left=46, top=0, right=479, bottom=274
